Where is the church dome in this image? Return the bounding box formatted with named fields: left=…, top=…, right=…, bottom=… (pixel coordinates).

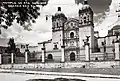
left=112, top=25, right=120, bottom=30
left=82, top=4, right=90, bottom=10
left=52, top=7, right=67, bottom=21
left=55, top=7, right=66, bottom=18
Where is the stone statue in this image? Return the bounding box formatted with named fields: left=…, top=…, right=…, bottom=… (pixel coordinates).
left=83, top=36, right=90, bottom=46
left=8, top=38, right=16, bottom=53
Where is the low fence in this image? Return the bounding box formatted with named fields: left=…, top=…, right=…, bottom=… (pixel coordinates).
left=0, top=61, right=120, bottom=70
left=90, top=52, right=115, bottom=61
left=1, top=52, right=117, bottom=64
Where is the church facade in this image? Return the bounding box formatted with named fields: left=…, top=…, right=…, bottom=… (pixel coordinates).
left=1, top=0, right=120, bottom=64
left=12, top=0, right=120, bottom=64
left=37, top=0, right=97, bottom=62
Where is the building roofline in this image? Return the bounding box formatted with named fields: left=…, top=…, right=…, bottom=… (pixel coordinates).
left=38, top=39, right=52, bottom=44
left=98, top=35, right=119, bottom=39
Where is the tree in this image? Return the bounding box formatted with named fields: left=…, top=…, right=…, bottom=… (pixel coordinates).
left=0, top=0, right=48, bottom=30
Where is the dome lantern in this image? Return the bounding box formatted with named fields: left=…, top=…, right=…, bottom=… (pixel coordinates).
left=82, top=0, right=90, bottom=10
left=83, top=0, right=88, bottom=5
left=58, top=7, right=61, bottom=11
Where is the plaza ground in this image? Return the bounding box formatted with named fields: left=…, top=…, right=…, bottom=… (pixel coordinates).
left=1, top=62, right=120, bottom=81
left=0, top=72, right=119, bottom=81
left=10, top=67, right=120, bottom=75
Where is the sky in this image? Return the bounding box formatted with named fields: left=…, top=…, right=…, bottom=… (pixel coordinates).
left=1, top=0, right=120, bottom=45
left=75, top=0, right=112, bottom=13
left=95, top=0, right=120, bottom=36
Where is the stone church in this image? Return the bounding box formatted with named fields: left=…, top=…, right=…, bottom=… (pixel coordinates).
left=37, top=0, right=97, bottom=62
left=1, top=0, right=120, bottom=64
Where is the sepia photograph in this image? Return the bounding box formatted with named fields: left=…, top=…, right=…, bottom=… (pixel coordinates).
left=0, top=0, right=120, bottom=81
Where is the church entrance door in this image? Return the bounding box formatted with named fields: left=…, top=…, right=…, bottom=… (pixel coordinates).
left=70, top=52, right=75, bottom=61
left=47, top=54, right=53, bottom=59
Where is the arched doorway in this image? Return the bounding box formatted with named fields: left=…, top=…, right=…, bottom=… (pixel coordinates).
left=47, top=54, right=53, bottom=59
left=70, top=32, right=74, bottom=38
left=70, top=52, right=75, bottom=61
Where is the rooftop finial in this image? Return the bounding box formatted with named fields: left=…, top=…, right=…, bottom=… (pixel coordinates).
left=83, top=0, right=88, bottom=5
left=58, top=7, right=61, bottom=11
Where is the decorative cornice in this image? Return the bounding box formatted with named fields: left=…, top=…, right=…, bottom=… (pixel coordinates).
left=41, top=48, right=45, bottom=50
left=79, top=7, right=93, bottom=15
left=63, top=37, right=79, bottom=41
left=64, top=27, right=79, bottom=31
left=52, top=28, right=63, bottom=32
left=61, top=45, right=65, bottom=48
left=79, top=22, right=94, bottom=28
left=65, top=47, right=80, bottom=51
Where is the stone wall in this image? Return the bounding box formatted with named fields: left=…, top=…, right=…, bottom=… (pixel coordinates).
left=2, top=54, right=25, bottom=64
left=90, top=52, right=104, bottom=60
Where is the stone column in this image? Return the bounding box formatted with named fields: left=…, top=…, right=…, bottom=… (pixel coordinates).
left=25, top=51, right=28, bottom=64
left=11, top=53, right=14, bottom=64
left=115, top=42, right=120, bottom=60
left=61, top=46, right=65, bottom=63
left=0, top=54, right=2, bottom=64
left=85, top=43, right=90, bottom=61
left=41, top=48, right=45, bottom=63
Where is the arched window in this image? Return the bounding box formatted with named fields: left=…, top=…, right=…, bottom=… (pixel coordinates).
left=84, top=16, right=86, bottom=19
left=70, top=32, right=74, bottom=38
left=70, top=41, right=74, bottom=46
left=84, top=20, right=86, bottom=23
left=80, top=20, right=83, bottom=24
left=70, top=52, right=75, bottom=61
left=71, top=22, right=74, bottom=26
left=8, top=58, right=11, bottom=64
left=57, top=22, right=59, bottom=27
left=47, top=54, right=53, bottom=59
left=53, top=44, right=58, bottom=50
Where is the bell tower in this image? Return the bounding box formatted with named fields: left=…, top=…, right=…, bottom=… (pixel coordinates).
left=78, top=0, right=95, bottom=53
left=52, top=7, right=67, bottom=50
left=52, top=7, right=67, bottom=31
left=79, top=0, right=93, bottom=26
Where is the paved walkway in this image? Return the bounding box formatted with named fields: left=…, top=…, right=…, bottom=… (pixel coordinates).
left=0, top=69, right=120, bottom=80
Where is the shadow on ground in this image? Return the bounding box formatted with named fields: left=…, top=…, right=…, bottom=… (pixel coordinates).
left=27, top=78, right=86, bottom=81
